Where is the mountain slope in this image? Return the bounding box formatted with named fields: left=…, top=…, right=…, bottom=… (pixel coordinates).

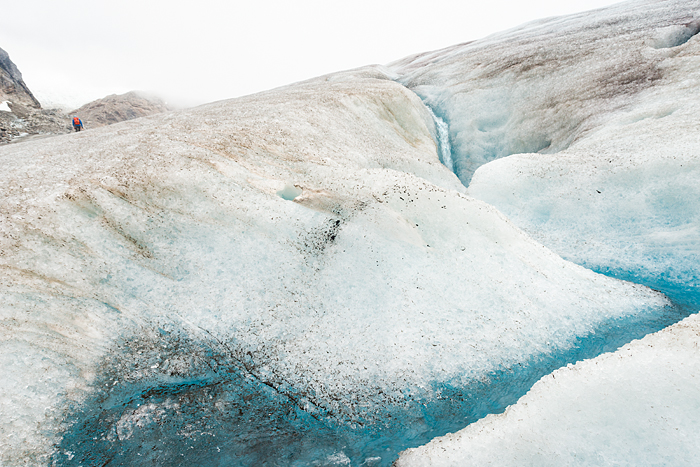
left=69, top=91, right=171, bottom=128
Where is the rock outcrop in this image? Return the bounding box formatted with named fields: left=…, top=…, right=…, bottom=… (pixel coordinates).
left=70, top=91, right=171, bottom=128
left=1, top=47, right=71, bottom=143
left=0, top=47, right=41, bottom=109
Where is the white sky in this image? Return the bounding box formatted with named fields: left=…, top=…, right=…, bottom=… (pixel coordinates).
left=0, top=0, right=623, bottom=109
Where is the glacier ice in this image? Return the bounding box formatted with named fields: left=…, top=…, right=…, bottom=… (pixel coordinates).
left=0, top=65, right=677, bottom=466
left=424, top=106, right=453, bottom=172
left=392, top=0, right=700, bottom=184
left=2, top=1, right=700, bottom=465
left=388, top=0, right=700, bottom=464
left=467, top=48, right=700, bottom=308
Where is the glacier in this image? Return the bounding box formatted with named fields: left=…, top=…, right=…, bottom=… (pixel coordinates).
left=1, top=1, right=699, bottom=466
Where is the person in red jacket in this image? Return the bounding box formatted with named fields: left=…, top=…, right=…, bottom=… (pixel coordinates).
left=72, top=116, right=84, bottom=132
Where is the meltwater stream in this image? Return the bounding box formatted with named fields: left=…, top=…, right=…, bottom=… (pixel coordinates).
left=53, top=303, right=689, bottom=467
left=425, top=106, right=454, bottom=173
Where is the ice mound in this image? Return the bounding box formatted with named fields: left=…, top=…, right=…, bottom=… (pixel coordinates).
left=469, top=77, right=700, bottom=307
left=0, top=65, right=672, bottom=465
left=395, top=312, right=700, bottom=467
left=383, top=0, right=700, bottom=463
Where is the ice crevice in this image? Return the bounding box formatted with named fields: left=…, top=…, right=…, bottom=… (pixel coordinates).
left=650, top=19, right=700, bottom=48
left=421, top=101, right=454, bottom=173
left=386, top=78, right=454, bottom=176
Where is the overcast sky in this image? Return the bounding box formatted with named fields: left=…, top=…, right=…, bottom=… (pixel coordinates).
left=1, top=0, right=623, bottom=109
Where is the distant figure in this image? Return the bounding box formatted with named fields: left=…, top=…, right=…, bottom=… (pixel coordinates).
left=72, top=116, right=84, bottom=132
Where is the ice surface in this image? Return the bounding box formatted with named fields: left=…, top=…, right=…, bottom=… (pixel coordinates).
left=0, top=64, right=673, bottom=465
left=393, top=0, right=700, bottom=307
left=424, top=106, right=453, bottom=172
left=0, top=100, right=11, bottom=112
left=467, top=36, right=700, bottom=308
left=4, top=0, right=700, bottom=463
left=396, top=313, right=700, bottom=467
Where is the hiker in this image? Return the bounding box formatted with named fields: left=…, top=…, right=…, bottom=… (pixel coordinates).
left=72, top=116, right=84, bottom=132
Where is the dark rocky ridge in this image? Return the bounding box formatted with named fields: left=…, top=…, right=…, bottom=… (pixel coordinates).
left=0, top=46, right=41, bottom=109
left=1, top=47, right=71, bottom=143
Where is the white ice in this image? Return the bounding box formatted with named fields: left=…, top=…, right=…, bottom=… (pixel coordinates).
left=390, top=0, right=700, bottom=464
left=0, top=100, right=11, bottom=112
left=392, top=0, right=700, bottom=181
left=467, top=41, right=700, bottom=301
left=0, top=64, right=668, bottom=463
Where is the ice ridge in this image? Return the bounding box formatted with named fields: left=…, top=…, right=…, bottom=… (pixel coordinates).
left=391, top=0, right=700, bottom=309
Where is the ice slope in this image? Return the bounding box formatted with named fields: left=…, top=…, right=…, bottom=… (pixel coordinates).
left=395, top=312, right=700, bottom=467
left=468, top=39, right=700, bottom=309
left=0, top=65, right=673, bottom=465
left=392, top=0, right=700, bottom=307
left=393, top=0, right=700, bottom=182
